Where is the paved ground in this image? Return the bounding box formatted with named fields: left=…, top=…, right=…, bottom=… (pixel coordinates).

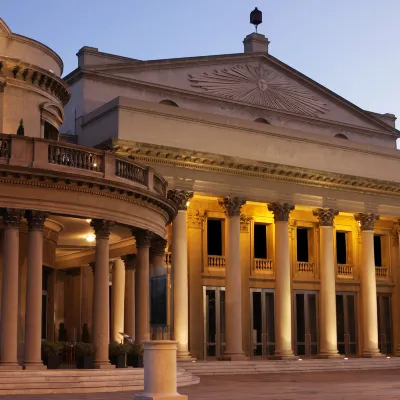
left=4, top=369, right=400, bottom=399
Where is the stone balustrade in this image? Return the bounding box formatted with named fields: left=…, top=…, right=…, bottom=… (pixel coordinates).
left=254, top=258, right=273, bottom=273
left=375, top=267, right=388, bottom=279
left=337, top=264, right=354, bottom=279
left=208, top=255, right=226, bottom=269
left=0, top=135, right=9, bottom=159
left=297, top=261, right=314, bottom=274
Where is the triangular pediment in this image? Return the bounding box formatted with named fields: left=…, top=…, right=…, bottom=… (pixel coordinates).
left=84, top=53, right=396, bottom=134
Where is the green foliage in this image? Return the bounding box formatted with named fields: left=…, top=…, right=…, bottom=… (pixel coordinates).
left=126, top=343, right=144, bottom=356
left=41, top=341, right=64, bottom=356
left=109, top=341, right=129, bottom=357
left=74, top=342, right=94, bottom=356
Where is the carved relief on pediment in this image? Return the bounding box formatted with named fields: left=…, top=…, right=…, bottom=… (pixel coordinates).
left=189, top=63, right=329, bottom=117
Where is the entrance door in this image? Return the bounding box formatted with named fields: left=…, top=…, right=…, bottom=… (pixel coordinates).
left=250, top=289, right=275, bottom=357
left=295, top=291, right=318, bottom=356
left=336, top=292, right=357, bottom=355
left=377, top=294, right=392, bottom=355
left=203, top=286, right=225, bottom=359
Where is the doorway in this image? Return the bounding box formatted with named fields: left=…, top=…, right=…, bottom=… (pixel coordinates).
left=336, top=292, right=357, bottom=355
left=295, top=291, right=318, bottom=356
left=377, top=294, right=392, bottom=355
left=203, top=286, right=225, bottom=359
left=250, top=289, right=275, bottom=358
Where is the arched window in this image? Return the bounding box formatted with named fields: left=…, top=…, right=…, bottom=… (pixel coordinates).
left=254, top=118, right=270, bottom=124
left=334, top=134, right=349, bottom=140
left=159, top=99, right=179, bottom=107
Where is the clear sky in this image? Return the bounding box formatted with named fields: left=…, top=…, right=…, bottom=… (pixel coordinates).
left=1, top=0, right=399, bottom=120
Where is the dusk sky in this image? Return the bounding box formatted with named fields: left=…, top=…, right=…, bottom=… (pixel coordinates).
left=1, top=1, right=399, bottom=123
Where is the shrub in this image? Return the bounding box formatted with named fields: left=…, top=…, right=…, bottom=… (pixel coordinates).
left=74, top=342, right=94, bottom=357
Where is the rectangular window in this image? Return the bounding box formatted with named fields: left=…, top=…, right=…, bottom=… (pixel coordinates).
left=336, top=231, right=347, bottom=264
left=374, top=235, right=382, bottom=267
left=207, top=219, right=223, bottom=256
left=254, top=224, right=267, bottom=259
left=297, top=228, right=309, bottom=262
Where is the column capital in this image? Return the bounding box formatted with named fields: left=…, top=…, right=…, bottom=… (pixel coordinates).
left=167, top=189, right=194, bottom=211
left=25, top=210, right=48, bottom=231
left=218, top=196, right=246, bottom=217
left=268, top=202, right=294, bottom=222
left=354, top=213, right=380, bottom=231
left=90, top=219, right=114, bottom=239
left=313, top=208, right=339, bottom=226
left=1, top=208, right=23, bottom=227
left=122, top=254, right=136, bottom=270
left=134, top=229, right=152, bottom=248
left=150, top=237, right=168, bottom=256
left=393, top=218, right=400, bottom=234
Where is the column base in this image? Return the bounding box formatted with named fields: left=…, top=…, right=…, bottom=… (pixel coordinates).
left=218, top=353, right=249, bottom=361
left=317, top=351, right=341, bottom=359
left=362, top=350, right=383, bottom=358
left=0, top=363, right=22, bottom=370
left=93, top=361, right=115, bottom=369
left=135, top=395, right=188, bottom=400
left=177, top=351, right=196, bottom=361
left=23, top=362, right=46, bottom=370
left=271, top=350, right=297, bottom=360
left=395, top=346, right=400, bottom=356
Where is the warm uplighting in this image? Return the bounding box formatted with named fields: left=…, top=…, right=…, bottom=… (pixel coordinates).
left=86, top=234, right=96, bottom=243
left=86, top=219, right=92, bottom=223
left=186, top=201, right=190, bottom=207
left=344, top=357, right=348, bottom=360
left=93, top=163, right=97, bottom=167
left=387, top=356, right=391, bottom=359
left=298, top=358, right=302, bottom=361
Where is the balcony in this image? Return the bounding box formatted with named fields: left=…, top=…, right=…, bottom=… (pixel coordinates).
left=208, top=255, right=226, bottom=270
left=375, top=267, right=388, bottom=279
left=254, top=258, right=273, bottom=274
left=337, top=264, right=354, bottom=279
left=296, top=262, right=314, bottom=275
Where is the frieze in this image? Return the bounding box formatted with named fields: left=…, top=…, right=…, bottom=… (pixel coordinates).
left=312, top=208, right=339, bottom=226
left=218, top=196, right=246, bottom=217
left=187, top=209, right=205, bottom=229
left=189, top=64, right=328, bottom=116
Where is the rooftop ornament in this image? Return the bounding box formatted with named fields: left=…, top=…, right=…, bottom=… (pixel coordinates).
left=250, top=7, right=262, bottom=33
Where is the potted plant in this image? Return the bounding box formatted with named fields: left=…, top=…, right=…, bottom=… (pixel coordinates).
left=109, top=341, right=127, bottom=368
left=75, top=342, right=94, bottom=369
left=127, top=343, right=144, bottom=368
left=42, top=341, right=63, bottom=369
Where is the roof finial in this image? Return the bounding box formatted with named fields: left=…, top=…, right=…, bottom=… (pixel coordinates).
left=250, top=7, right=262, bottom=33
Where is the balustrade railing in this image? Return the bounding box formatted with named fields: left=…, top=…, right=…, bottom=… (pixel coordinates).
left=153, top=174, right=166, bottom=196
left=0, top=135, right=9, bottom=158
left=115, top=158, right=146, bottom=185
left=208, top=255, right=226, bottom=269
left=337, top=264, right=354, bottom=278
left=48, top=144, right=102, bottom=172
left=297, top=261, right=314, bottom=274
left=375, top=267, right=388, bottom=278
left=254, top=258, right=273, bottom=273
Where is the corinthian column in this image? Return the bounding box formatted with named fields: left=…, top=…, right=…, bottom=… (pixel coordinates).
left=123, top=255, right=136, bottom=339
left=135, top=230, right=151, bottom=343
left=24, top=211, right=48, bottom=370
left=219, top=196, right=247, bottom=360
left=268, top=202, right=295, bottom=359
left=0, top=209, right=23, bottom=370
left=151, top=237, right=168, bottom=277
left=168, top=189, right=194, bottom=359
left=313, top=208, right=340, bottom=358
left=111, top=258, right=125, bottom=343
left=355, top=213, right=381, bottom=357
left=91, top=219, right=114, bottom=368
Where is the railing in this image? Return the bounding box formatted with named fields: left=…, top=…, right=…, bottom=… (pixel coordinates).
left=0, top=135, right=10, bottom=158
left=208, top=255, right=226, bottom=269
left=49, top=144, right=102, bottom=172
left=165, top=252, right=172, bottom=267
left=153, top=174, right=166, bottom=196
left=115, top=158, right=146, bottom=185
left=375, top=267, right=388, bottom=278
left=297, top=261, right=314, bottom=274
left=337, top=264, right=354, bottom=278
left=254, top=258, right=273, bottom=273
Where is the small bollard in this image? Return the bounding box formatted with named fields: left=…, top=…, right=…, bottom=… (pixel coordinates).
left=134, top=340, right=188, bottom=400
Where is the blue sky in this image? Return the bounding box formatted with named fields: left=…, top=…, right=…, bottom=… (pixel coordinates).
left=1, top=1, right=399, bottom=119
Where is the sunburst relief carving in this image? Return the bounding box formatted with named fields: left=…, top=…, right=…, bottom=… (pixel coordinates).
left=188, top=64, right=328, bottom=116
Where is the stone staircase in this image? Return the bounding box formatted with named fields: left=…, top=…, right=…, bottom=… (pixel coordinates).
left=179, top=357, right=400, bottom=376
left=0, top=367, right=200, bottom=395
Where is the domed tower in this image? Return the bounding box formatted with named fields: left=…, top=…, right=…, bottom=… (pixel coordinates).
left=0, top=19, right=69, bottom=139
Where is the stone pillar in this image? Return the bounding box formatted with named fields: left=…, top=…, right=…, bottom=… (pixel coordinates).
left=123, top=255, right=136, bottom=339
left=111, top=258, right=125, bottom=343
left=355, top=213, right=381, bottom=357
left=313, top=208, right=340, bottom=357
left=150, top=237, right=168, bottom=277
left=168, top=189, right=194, bottom=359
left=0, top=81, right=6, bottom=132
left=0, top=209, right=23, bottom=369
left=134, top=341, right=187, bottom=400
left=219, top=196, right=247, bottom=360
left=135, top=230, right=151, bottom=343
left=24, top=211, right=47, bottom=370
left=268, top=203, right=295, bottom=359
left=91, top=219, right=114, bottom=368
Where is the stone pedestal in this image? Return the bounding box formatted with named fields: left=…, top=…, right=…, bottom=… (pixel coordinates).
left=134, top=341, right=187, bottom=400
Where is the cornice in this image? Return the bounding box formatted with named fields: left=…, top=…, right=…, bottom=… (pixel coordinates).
left=107, top=140, right=400, bottom=199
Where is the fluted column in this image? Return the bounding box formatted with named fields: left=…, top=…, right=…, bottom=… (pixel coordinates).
left=313, top=208, right=340, bottom=357
left=268, top=203, right=295, bottom=359
left=219, top=196, right=247, bottom=360
left=123, top=255, right=136, bottom=339
left=135, top=230, right=151, bottom=343
left=111, top=258, right=125, bottom=343
left=24, top=211, right=48, bottom=370
left=151, top=237, right=168, bottom=277
left=91, top=219, right=114, bottom=368
left=168, top=189, right=194, bottom=359
left=0, top=209, right=23, bottom=369
left=355, top=213, right=381, bottom=357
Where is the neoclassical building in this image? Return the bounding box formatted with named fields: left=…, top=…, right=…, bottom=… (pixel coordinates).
left=1, top=15, right=400, bottom=369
